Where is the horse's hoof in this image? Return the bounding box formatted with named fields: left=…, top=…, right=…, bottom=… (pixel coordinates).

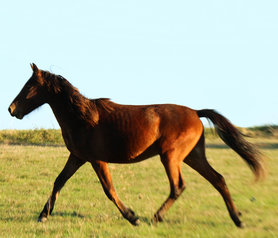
left=234, top=218, right=244, bottom=228
left=152, top=213, right=163, bottom=223
left=131, top=217, right=140, bottom=226
left=38, top=216, right=48, bottom=223
left=238, top=222, right=245, bottom=229
left=124, top=208, right=139, bottom=226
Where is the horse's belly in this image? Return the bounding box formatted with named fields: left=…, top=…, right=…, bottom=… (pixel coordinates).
left=103, top=141, right=159, bottom=164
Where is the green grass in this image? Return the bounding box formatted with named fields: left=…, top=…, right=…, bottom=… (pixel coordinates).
left=0, top=137, right=277, bottom=237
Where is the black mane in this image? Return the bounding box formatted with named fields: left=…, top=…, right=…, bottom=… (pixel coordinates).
left=41, top=70, right=113, bottom=126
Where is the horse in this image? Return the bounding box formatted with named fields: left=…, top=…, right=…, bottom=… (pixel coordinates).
left=8, top=63, right=264, bottom=227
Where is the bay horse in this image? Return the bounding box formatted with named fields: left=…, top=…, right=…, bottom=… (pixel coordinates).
left=8, top=63, right=264, bottom=227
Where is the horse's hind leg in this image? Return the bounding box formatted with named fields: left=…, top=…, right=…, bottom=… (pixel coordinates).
left=184, top=134, right=243, bottom=227
left=38, top=154, right=84, bottom=222
left=153, top=151, right=186, bottom=222
left=91, top=160, right=139, bottom=226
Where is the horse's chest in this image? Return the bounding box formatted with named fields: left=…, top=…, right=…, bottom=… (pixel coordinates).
left=62, top=130, right=86, bottom=155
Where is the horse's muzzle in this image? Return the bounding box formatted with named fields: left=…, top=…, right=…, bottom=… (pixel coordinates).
left=8, top=103, right=23, bottom=119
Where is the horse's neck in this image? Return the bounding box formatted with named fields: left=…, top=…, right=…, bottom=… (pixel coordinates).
left=49, top=99, right=76, bottom=130
left=48, top=93, right=96, bottom=131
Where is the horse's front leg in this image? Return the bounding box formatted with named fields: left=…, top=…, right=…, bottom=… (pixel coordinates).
left=91, top=160, right=139, bottom=226
left=38, top=153, right=85, bottom=222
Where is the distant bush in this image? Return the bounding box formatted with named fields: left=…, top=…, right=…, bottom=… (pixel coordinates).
left=200, top=125, right=278, bottom=138
left=0, top=129, right=63, bottom=146
left=0, top=125, right=277, bottom=146
left=248, top=125, right=278, bottom=136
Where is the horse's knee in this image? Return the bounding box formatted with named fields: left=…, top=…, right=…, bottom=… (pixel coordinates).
left=179, top=176, right=186, bottom=191
left=170, top=184, right=185, bottom=199
left=175, top=176, right=186, bottom=198
left=214, top=173, right=228, bottom=191
left=172, top=191, right=181, bottom=199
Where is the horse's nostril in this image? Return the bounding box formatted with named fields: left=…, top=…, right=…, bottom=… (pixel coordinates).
left=8, top=103, right=16, bottom=116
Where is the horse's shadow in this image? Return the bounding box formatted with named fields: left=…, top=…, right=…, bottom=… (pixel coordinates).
left=49, top=211, right=86, bottom=219
left=138, top=216, right=152, bottom=225
left=39, top=211, right=153, bottom=225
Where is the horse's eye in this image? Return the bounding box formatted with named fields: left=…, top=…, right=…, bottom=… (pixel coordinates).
left=26, top=84, right=32, bottom=90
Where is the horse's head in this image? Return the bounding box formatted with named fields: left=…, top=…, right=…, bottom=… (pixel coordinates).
left=8, top=63, right=48, bottom=119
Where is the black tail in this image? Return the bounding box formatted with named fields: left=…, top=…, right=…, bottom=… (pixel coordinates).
left=197, top=109, right=265, bottom=181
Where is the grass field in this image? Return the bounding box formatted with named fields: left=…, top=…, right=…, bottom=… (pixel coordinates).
left=0, top=134, right=277, bottom=237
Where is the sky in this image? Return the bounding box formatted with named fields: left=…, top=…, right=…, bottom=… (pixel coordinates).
left=1, top=0, right=278, bottom=129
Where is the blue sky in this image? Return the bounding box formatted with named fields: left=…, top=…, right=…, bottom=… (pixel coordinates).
left=1, top=0, right=278, bottom=129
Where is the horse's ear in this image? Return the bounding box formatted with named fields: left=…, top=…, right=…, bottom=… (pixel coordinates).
left=30, top=63, right=43, bottom=84
left=30, top=63, right=39, bottom=73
